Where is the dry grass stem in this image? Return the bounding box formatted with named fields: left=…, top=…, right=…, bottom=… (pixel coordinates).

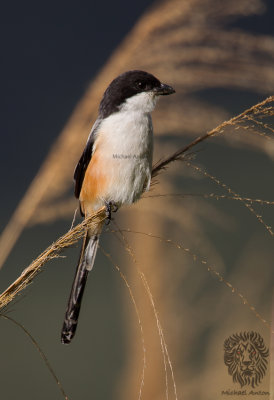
left=113, top=223, right=178, bottom=400
left=145, top=192, right=274, bottom=205
left=100, top=246, right=146, bottom=400
left=0, top=208, right=106, bottom=310
left=1, top=314, right=69, bottom=400
left=186, top=161, right=274, bottom=236
left=111, top=229, right=273, bottom=334
left=152, top=95, right=274, bottom=178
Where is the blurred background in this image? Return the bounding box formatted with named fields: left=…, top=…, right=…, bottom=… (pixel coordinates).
left=0, top=0, right=273, bottom=399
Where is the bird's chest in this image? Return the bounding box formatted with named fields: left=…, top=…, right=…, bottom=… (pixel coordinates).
left=99, top=111, right=153, bottom=157
left=95, top=111, right=153, bottom=203
left=95, top=112, right=153, bottom=174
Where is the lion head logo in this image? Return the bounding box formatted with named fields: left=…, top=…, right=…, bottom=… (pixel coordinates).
left=224, top=331, right=269, bottom=388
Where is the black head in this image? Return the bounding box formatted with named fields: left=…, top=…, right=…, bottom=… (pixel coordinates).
left=99, top=70, right=175, bottom=118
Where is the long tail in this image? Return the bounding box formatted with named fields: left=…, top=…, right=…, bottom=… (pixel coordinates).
left=61, top=233, right=100, bottom=344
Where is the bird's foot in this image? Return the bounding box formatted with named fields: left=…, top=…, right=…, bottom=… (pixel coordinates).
left=105, top=201, right=118, bottom=225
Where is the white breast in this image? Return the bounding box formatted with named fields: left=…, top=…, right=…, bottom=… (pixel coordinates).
left=95, top=108, right=153, bottom=205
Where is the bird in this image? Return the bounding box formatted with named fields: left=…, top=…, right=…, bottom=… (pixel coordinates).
left=61, top=70, right=175, bottom=344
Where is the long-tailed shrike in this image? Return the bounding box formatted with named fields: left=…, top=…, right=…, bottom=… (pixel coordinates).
left=61, top=70, right=175, bottom=344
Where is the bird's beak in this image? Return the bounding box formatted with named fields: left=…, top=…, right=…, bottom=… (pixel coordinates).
left=154, top=83, right=175, bottom=96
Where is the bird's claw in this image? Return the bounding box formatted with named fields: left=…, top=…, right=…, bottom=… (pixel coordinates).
left=105, top=202, right=118, bottom=225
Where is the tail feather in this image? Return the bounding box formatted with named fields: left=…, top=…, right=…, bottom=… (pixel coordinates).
left=61, top=234, right=99, bottom=344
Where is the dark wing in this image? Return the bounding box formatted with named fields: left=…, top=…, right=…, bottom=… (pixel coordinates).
left=74, top=119, right=101, bottom=199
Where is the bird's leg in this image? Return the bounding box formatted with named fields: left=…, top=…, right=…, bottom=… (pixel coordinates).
left=105, top=201, right=118, bottom=224
left=105, top=202, right=112, bottom=224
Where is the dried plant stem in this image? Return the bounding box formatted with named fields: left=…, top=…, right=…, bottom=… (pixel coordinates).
left=112, top=222, right=178, bottom=400
left=152, top=95, right=274, bottom=177
left=1, top=314, right=69, bottom=400
left=99, top=246, right=146, bottom=400
left=0, top=208, right=106, bottom=310
left=145, top=192, right=274, bottom=205
left=112, top=229, right=273, bottom=334
left=186, top=161, right=274, bottom=236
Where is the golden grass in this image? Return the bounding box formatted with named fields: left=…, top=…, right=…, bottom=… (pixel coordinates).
left=145, top=193, right=274, bottom=205
left=0, top=208, right=105, bottom=310
left=111, top=229, right=273, bottom=334
left=99, top=245, right=147, bottom=400
left=112, top=222, right=178, bottom=400
left=1, top=314, right=69, bottom=400
left=185, top=161, right=273, bottom=236
left=152, top=95, right=274, bottom=178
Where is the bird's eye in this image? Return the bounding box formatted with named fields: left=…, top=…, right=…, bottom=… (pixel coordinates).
left=136, top=81, right=146, bottom=90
